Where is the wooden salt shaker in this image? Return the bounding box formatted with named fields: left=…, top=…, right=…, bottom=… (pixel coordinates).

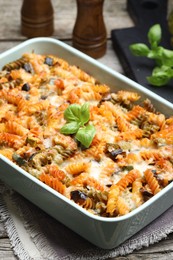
left=72, top=0, right=107, bottom=59
left=21, top=0, right=54, bottom=38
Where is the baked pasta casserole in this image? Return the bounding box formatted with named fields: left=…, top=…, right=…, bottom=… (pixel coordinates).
left=0, top=53, right=173, bottom=217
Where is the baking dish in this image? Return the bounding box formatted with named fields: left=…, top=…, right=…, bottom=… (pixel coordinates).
left=0, top=37, right=173, bottom=249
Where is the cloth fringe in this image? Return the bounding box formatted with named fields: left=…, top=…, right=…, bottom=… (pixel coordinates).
left=0, top=193, right=31, bottom=260
left=10, top=193, right=62, bottom=260
left=106, top=220, right=173, bottom=259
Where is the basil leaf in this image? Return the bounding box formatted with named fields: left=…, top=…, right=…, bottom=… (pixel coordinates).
left=75, top=124, right=96, bottom=148
left=161, top=49, right=173, bottom=67
left=129, top=43, right=150, bottom=56
left=60, top=121, right=80, bottom=134
left=147, top=67, right=171, bottom=86
left=64, top=104, right=81, bottom=122
left=152, top=66, right=173, bottom=81
left=147, top=75, right=170, bottom=86
left=147, top=46, right=163, bottom=61
left=148, top=24, right=161, bottom=48
left=129, top=23, right=173, bottom=87
left=80, top=102, right=90, bottom=125
left=60, top=103, right=96, bottom=147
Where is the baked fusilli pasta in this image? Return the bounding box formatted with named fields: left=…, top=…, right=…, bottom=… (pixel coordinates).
left=0, top=52, right=173, bottom=218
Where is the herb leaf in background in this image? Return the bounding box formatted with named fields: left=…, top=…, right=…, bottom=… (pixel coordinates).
left=147, top=23, right=161, bottom=48
left=130, top=43, right=150, bottom=56
left=129, top=24, right=173, bottom=87
left=60, top=103, right=96, bottom=148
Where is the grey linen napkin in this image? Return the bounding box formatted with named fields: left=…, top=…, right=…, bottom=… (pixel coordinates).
left=1, top=181, right=173, bottom=260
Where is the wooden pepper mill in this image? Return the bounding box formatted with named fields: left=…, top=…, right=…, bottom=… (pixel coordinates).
left=21, top=0, right=54, bottom=38
left=72, top=0, right=107, bottom=59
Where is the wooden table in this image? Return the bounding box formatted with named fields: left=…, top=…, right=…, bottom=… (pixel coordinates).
left=0, top=0, right=173, bottom=259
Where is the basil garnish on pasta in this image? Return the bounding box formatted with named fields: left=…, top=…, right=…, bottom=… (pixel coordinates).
left=60, top=103, right=96, bottom=148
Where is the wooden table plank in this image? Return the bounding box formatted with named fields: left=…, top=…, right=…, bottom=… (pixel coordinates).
left=0, top=0, right=173, bottom=41
left=1, top=0, right=172, bottom=41
left=0, top=0, right=133, bottom=40
left=0, top=238, right=17, bottom=259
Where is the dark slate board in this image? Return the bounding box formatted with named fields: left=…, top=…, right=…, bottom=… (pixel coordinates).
left=111, top=0, right=173, bottom=103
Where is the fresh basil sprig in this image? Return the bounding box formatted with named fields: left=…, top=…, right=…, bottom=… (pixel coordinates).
left=60, top=103, right=96, bottom=148
left=129, top=24, right=173, bottom=86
